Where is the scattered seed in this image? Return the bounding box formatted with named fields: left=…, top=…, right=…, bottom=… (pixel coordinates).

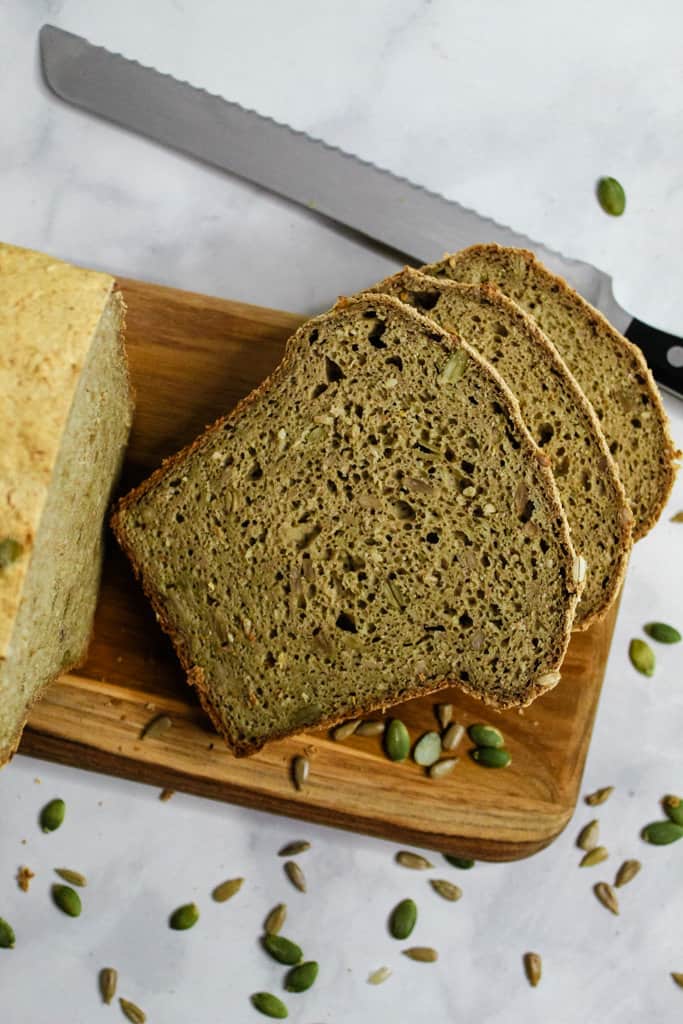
left=331, top=719, right=360, bottom=741
left=524, top=952, right=542, bottom=987
left=615, top=859, right=641, bottom=888
left=671, top=511, right=683, bottom=523
left=413, top=731, right=442, bottom=767
left=644, top=622, right=681, bottom=644
left=577, top=820, right=600, bottom=852
left=140, top=713, right=172, bottom=740
left=429, top=757, right=459, bottom=780
left=264, top=903, right=287, bottom=936
left=99, top=967, right=118, bottom=1005
left=52, top=884, right=81, bottom=917
left=642, top=821, right=683, bottom=845
left=292, top=755, right=309, bottom=792
left=0, top=537, right=23, bottom=568
left=671, top=972, right=683, bottom=988
left=594, top=882, right=619, bottom=915
left=159, top=788, right=175, bottom=802
left=17, top=866, right=34, bottom=892
left=285, top=960, right=319, bottom=992
left=385, top=719, right=410, bottom=762
left=663, top=795, right=683, bottom=827
left=396, top=851, right=433, bottom=870
left=580, top=846, right=609, bottom=867
left=169, top=902, right=199, bottom=930
left=585, top=786, right=614, bottom=806
left=251, top=992, right=288, bottom=1019
left=278, top=841, right=311, bottom=857
left=356, top=720, right=385, bottom=737
left=390, top=898, right=417, bottom=939
left=284, top=861, right=307, bottom=893
left=597, top=176, right=626, bottom=216
left=0, top=917, right=15, bottom=948
left=367, top=965, right=392, bottom=985
left=40, top=798, right=65, bottom=833
left=403, top=946, right=438, bottom=963
left=119, top=998, right=146, bottom=1024
left=441, top=723, right=464, bottom=752
left=430, top=879, right=462, bottom=902
left=443, top=855, right=474, bottom=869
left=440, top=350, right=468, bottom=384
left=471, top=747, right=511, bottom=768
left=54, top=868, right=87, bottom=887
left=468, top=723, right=504, bottom=749
left=436, top=703, right=453, bottom=730
left=212, top=877, right=244, bottom=903
left=263, top=933, right=303, bottom=965
left=629, top=638, right=655, bottom=677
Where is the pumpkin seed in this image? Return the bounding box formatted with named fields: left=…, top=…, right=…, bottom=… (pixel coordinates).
left=440, top=350, right=468, bottom=384
left=403, top=946, right=438, bottom=962
left=385, top=719, right=410, bottom=762
left=332, top=719, right=360, bottom=741
left=429, top=757, right=459, bottom=780
left=580, top=846, right=609, bottom=867
left=523, top=952, right=542, bottom=987
left=119, top=998, right=146, bottom=1024
left=212, top=877, right=244, bottom=902
left=52, top=884, right=81, bottom=917
left=355, top=720, right=385, bottom=737
left=0, top=917, right=16, bottom=948
left=436, top=703, right=453, bottom=729
left=644, top=622, right=681, bottom=644
left=99, top=967, right=117, bottom=1004
left=443, top=855, right=474, bottom=869
left=55, top=868, right=87, bottom=887
left=441, top=722, right=464, bottom=752
left=292, top=755, right=309, bottom=792
left=263, top=933, right=302, bottom=965
left=471, top=747, right=511, bottom=768
left=0, top=537, right=23, bottom=569
left=285, top=960, right=318, bottom=992
left=629, top=638, right=655, bottom=676
left=367, top=965, right=392, bottom=985
left=430, top=879, right=462, bottom=902
left=390, top=898, right=417, bottom=939
left=577, top=820, right=600, bottom=851
left=413, top=731, right=442, bottom=767
left=169, top=902, right=199, bottom=930
left=671, top=973, right=683, bottom=988
left=585, top=786, right=614, bottom=806
left=671, top=511, right=683, bottom=523
left=396, top=851, right=433, bottom=870
left=615, top=859, right=641, bottom=888
left=597, top=176, right=626, bottom=216
left=40, top=798, right=65, bottom=833
left=251, top=992, right=288, bottom=1019
left=284, top=860, right=307, bottom=893
left=642, top=821, right=683, bottom=845
left=278, top=841, right=310, bottom=857
left=468, top=723, right=504, bottom=749
left=594, top=882, right=619, bottom=915
left=140, top=713, right=172, bottom=740
left=663, top=795, right=683, bottom=827
left=264, top=903, right=287, bottom=935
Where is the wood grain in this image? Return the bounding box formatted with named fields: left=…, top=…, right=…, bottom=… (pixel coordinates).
left=20, top=276, right=618, bottom=860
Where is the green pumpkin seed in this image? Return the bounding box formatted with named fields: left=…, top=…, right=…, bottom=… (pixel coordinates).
left=212, top=877, right=243, bottom=902
left=99, top=967, right=117, bottom=1004
left=629, top=638, right=655, bottom=676
left=251, top=993, right=288, bottom=1019
left=580, top=846, right=609, bottom=867
left=663, top=795, right=683, bottom=827
left=40, top=798, right=65, bottom=833
left=413, top=731, right=442, bottom=767
left=54, top=868, right=87, bottom=887
left=385, top=719, right=410, bottom=762
left=436, top=703, right=453, bottom=730
left=585, top=786, right=614, bottom=806
left=331, top=719, right=360, bottom=741
left=285, top=960, right=318, bottom=992
left=597, top=176, right=626, bottom=216
left=468, top=723, right=504, bottom=748
left=119, top=998, right=146, bottom=1024
left=169, top=902, right=199, bottom=930
left=671, top=973, right=683, bottom=989
left=471, top=747, right=511, bottom=768
left=367, top=965, right=391, bottom=985
left=390, top=898, right=417, bottom=940
left=443, top=855, right=474, bottom=869
left=0, top=537, right=23, bottom=569
left=440, top=350, right=468, bottom=384
left=430, top=879, right=462, bottom=902
left=523, top=952, right=542, bottom=987
left=52, top=884, right=81, bottom=917
left=264, top=903, right=287, bottom=935
left=263, top=933, right=303, bottom=965
left=141, top=713, right=172, bottom=740
left=403, top=946, right=438, bottom=962
left=284, top=860, right=306, bottom=893
left=278, top=841, right=310, bottom=857
left=0, top=917, right=16, bottom=948
left=594, top=882, right=619, bottom=915
left=355, top=720, right=385, bottom=737
left=441, top=723, right=464, bottom=752
left=429, top=757, right=458, bottom=780
left=645, top=622, right=681, bottom=644
left=642, top=821, right=683, bottom=845
left=615, top=859, right=641, bottom=888
left=396, top=851, right=433, bottom=870
left=577, top=819, right=600, bottom=851
left=292, top=755, right=309, bottom=792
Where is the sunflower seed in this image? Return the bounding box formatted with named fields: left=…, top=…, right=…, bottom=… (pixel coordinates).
left=436, top=703, right=453, bottom=730
left=251, top=992, right=288, bottom=1019
left=413, top=731, right=442, bottom=767
left=355, top=720, right=385, bottom=737
left=441, top=723, right=464, bottom=752
left=429, top=757, right=459, bottom=780
left=468, top=723, right=504, bottom=748
left=119, top=998, right=146, bottom=1024
left=671, top=973, right=683, bottom=988
left=140, top=713, right=172, bottom=740
left=663, top=795, right=683, bottom=827
left=615, top=859, right=641, bottom=888
left=367, top=965, right=392, bottom=985
left=55, top=868, right=87, bottom=887
left=629, top=638, right=655, bottom=677
left=284, top=860, right=307, bottom=893
left=52, top=884, right=81, bottom=917
left=642, top=820, right=683, bottom=845
left=597, top=176, right=626, bottom=216
left=585, top=786, right=614, bottom=806
left=594, top=882, right=619, bottom=915
left=580, top=846, right=609, bottom=867
left=40, top=798, right=65, bottom=833
left=264, top=903, right=287, bottom=935
left=332, top=719, right=360, bottom=741
left=577, top=820, right=600, bottom=851
left=0, top=917, right=16, bottom=948
left=285, top=960, right=319, bottom=992
left=212, top=877, right=244, bottom=902
left=99, top=967, right=117, bottom=1005
left=403, top=946, right=438, bottom=962
left=278, top=841, right=311, bottom=857
left=396, top=851, right=433, bottom=870
left=390, top=898, right=417, bottom=939
left=470, top=747, right=511, bottom=768
left=430, top=879, right=462, bottom=902
left=644, top=622, right=681, bottom=644
left=263, top=933, right=303, bottom=965
left=169, top=902, right=199, bottom=930
left=524, top=952, right=542, bottom=987
left=385, top=719, right=411, bottom=761
left=292, top=755, right=309, bottom=792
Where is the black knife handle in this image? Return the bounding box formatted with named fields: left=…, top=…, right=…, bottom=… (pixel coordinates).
left=625, top=318, right=683, bottom=399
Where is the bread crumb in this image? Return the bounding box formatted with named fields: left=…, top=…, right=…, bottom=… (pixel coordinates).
left=17, top=866, right=35, bottom=891
left=159, top=788, right=175, bottom=802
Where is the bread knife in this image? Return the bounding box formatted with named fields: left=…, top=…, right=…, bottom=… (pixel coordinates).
left=39, top=24, right=683, bottom=399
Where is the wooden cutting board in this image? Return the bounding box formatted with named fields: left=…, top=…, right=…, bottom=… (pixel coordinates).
left=21, top=276, right=617, bottom=861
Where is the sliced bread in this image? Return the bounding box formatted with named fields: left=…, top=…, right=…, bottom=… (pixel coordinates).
left=364, top=268, right=632, bottom=629
left=0, top=243, right=134, bottom=765
left=423, top=245, right=678, bottom=539
left=112, top=295, right=582, bottom=756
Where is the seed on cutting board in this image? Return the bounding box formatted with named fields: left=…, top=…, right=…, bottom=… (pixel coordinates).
left=468, top=723, right=504, bottom=748
left=40, top=798, right=65, bottom=833
left=52, top=884, right=81, bottom=918
left=441, top=722, right=464, bottom=752
left=292, top=755, right=309, bottom=792
left=284, top=860, right=307, bottom=893
left=263, top=933, right=303, bottom=965
left=212, top=877, right=244, bottom=902
left=585, top=786, right=614, bottom=806
left=413, top=731, right=442, bottom=767
left=594, top=882, right=619, bottom=916
left=367, top=965, right=392, bottom=985
left=285, top=960, right=319, bottom=992
left=641, top=821, right=683, bottom=845
left=644, top=622, right=681, bottom=644
left=55, top=868, right=87, bottom=887
left=443, top=855, right=474, bottom=869
left=629, top=637, right=655, bottom=677
left=577, top=820, right=600, bottom=851
left=390, top=898, right=417, bottom=939
left=663, top=795, right=683, bottom=827
left=429, top=757, right=459, bottom=780
left=403, top=946, right=438, bottom=962
left=671, top=973, right=683, bottom=989
left=99, top=967, right=117, bottom=1005
left=251, top=992, right=288, bottom=1019
left=140, top=713, right=172, bottom=740
left=278, top=840, right=311, bottom=857
left=264, top=903, right=287, bottom=936
left=615, top=859, right=641, bottom=888
left=0, top=917, right=16, bottom=948
left=385, top=719, right=410, bottom=761
left=580, top=846, right=609, bottom=867
left=523, top=952, right=542, bottom=987
left=470, top=747, right=511, bottom=768
left=597, top=176, right=626, bottom=216
left=436, top=703, right=453, bottom=730
left=356, top=720, right=385, bottom=737
left=119, top=998, right=146, bottom=1024
left=396, top=851, right=433, bottom=870
left=332, top=719, right=360, bottom=741
left=430, top=879, right=462, bottom=902
left=169, top=902, right=199, bottom=930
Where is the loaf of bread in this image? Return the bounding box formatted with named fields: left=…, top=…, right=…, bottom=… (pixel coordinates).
left=364, top=268, right=632, bottom=629
left=112, top=295, right=582, bottom=756
left=0, top=243, right=134, bottom=765
left=423, top=245, right=678, bottom=539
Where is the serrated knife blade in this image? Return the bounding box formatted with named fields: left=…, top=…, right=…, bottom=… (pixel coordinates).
left=39, top=24, right=682, bottom=398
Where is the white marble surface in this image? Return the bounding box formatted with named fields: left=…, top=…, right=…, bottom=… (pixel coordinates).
left=1, top=1, right=682, bottom=1021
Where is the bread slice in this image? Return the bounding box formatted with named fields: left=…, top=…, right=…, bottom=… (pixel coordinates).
left=112, top=295, right=582, bottom=756
left=0, top=243, right=134, bottom=765
left=423, top=245, right=678, bottom=539
left=364, top=268, right=632, bottom=630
